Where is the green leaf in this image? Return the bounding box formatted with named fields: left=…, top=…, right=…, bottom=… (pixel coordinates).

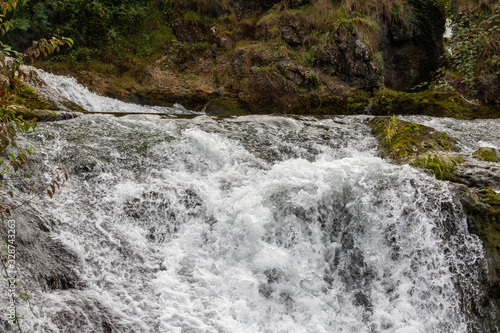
left=18, top=291, right=31, bottom=301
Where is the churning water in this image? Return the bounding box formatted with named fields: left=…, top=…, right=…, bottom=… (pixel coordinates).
left=1, top=73, right=494, bottom=332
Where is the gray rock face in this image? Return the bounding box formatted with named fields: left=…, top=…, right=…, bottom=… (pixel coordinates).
left=13, top=208, right=83, bottom=292
left=336, top=36, right=383, bottom=91
left=379, top=0, right=446, bottom=91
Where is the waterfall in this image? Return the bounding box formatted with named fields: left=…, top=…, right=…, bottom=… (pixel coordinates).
left=36, top=69, right=202, bottom=115
left=1, top=73, right=495, bottom=332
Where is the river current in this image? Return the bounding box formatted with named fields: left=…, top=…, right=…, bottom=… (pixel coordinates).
left=2, top=71, right=497, bottom=332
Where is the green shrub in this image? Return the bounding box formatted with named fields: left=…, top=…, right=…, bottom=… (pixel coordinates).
left=448, top=4, right=500, bottom=91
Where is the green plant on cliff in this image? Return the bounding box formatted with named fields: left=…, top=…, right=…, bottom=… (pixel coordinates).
left=448, top=3, right=500, bottom=91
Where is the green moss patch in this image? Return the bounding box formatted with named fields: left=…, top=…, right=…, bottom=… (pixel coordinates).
left=204, top=98, right=249, bottom=116
left=371, top=90, right=499, bottom=119
left=410, top=154, right=463, bottom=181
left=9, top=83, right=58, bottom=111
left=474, top=147, right=500, bottom=162
left=368, top=116, right=457, bottom=160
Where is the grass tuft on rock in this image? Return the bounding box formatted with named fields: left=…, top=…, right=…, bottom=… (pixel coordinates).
left=474, top=147, right=500, bottom=163
left=410, top=154, right=463, bottom=181
left=368, top=116, right=457, bottom=160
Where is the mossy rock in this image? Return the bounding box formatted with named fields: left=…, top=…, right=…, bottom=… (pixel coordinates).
left=8, top=83, right=58, bottom=111
left=410, top=154, right=463, bottom=181
left=204, top=98, right=249, bottom=116
left=371, top=90, right=500, bottom=119
left=457, top=185, right=500, bottom=330
left=459, top=186, right=500, bottom=289
left=368, top=116, right=457, bottom=161
left=474, top=147, right=500, bottom=163
left=5, top=105, right=81, bottom=122
left=60, top=99, right=87, bottom=114
left=346, top=91, right=371, bottom=114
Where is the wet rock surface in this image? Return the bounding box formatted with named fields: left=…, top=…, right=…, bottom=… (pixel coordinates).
left=370, top=115, right=500, bottom=329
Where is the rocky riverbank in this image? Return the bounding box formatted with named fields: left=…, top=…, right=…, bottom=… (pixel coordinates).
left=369, top=116, right=500, bottom=329
left=27, top=0, right=497, bottom=117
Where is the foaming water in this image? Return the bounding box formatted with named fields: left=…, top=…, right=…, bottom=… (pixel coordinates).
left=400, top=116, right=500, bottom=192
left=36, top=70, right=201, bottom=115
left=7, top=113, right=486, bottom=332
left=0, top=72, right=492, bottom=332
left=400, top=116, right=500, bottom=152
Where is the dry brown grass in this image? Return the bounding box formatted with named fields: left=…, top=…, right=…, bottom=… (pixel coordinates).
left=178, top=0, right=230, bottom=16
left=455, top=0, right=498, bottom=12
left=352, top=18, right=381, bottom=48
left=304, top=0, right=340, bottom=29
left=297, top=0, right=404, bottom=44
left=342, top=0, right=407, bottom=18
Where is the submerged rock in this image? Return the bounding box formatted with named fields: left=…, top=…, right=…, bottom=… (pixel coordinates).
left=456, top=158, right=500, bottom=188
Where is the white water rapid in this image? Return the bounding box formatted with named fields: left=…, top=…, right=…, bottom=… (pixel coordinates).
left=1, top=73, right=495, bottom=333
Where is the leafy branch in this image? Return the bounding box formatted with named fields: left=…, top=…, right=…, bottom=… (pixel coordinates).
left=0, top=1, right=73, bottom=331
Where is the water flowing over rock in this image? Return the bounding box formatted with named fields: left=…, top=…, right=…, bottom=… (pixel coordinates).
left=1, top=73, right=499, bottom=332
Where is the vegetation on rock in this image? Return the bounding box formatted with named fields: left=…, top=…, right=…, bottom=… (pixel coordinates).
left=9, top=0, right=486, bottom=115
left=368, top=116, right=467, bottom=180
left=371, top=89, right=499, bottom=119
left=474, top=147, right=500, bottom=162
left=444, top=1, right=500, bottom=105
left=7, top=82, right=57, bottom=111
left=458, top=186, right=500, bottom=324
left=2, top=0, right=497, bottom=116
left=368, top=116, right=457, bottom=158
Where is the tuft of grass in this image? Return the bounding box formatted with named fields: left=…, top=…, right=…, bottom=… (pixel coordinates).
left=177, top=0, right=230, bottom=17
left=473, top=147, right=500, bottom=162
left=411, top=154, right=463, bottom=181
